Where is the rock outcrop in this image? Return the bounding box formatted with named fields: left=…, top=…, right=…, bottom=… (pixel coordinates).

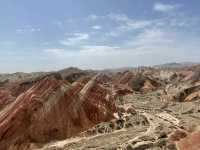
left=1, top=65, right=200, bottom=150
left=165, top=84, right=200, bottom=102
left=176, top=131, right=200, bottom=150
left=0, top=73, right=116, bottom=149
left=117, top=71, right=160, bottom=93
left=169, top=129, right=200, bottom=150
left=0, top=89, right=15, bottom=110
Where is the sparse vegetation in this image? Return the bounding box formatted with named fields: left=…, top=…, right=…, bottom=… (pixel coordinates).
left=130, top=74, right=146, bottom=91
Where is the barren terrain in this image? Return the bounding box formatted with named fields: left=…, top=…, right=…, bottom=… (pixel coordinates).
left=0, top=64, right=200, bottom=150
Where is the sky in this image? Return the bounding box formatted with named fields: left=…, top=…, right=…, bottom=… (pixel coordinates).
left=0, top=0, right=200, bottom=73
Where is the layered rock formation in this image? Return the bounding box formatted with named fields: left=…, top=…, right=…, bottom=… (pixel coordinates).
left=169, top=129, right=200, bottom=150
left=164, top=84, right=200, bottom=102
left=1, top=65, right=200, bottom=150
left=176, top=131, right=200, bottom=150
left=0, top=89, right=15, bottom=110
left=117, top=71, right=160, bottom=93
left=0, top=73, right=117, bottom=149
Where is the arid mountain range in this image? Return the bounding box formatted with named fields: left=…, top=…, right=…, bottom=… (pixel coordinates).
left=0, top=63, right=200, bottom=150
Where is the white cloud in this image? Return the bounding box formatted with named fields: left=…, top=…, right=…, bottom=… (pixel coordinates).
left=43, top=49, right=66, bottom=57
left=59, top=33, right=89, bottom=46
left=108, top=13, right=152, bottom=29
left=41, top=44, right=155, bottom=70
left=16, top=27, right=41, bottom=33
left=43, top=45, right=119, bottom=57
left=105, top=11, right=197, bottom=38
left=79, top=45, right=152, bottom=58
left=30, top=28, right=41, bottom=32
left=39, top=11, right=200, bottom=70
left=120, top=28, right=175, bottom=58
left=52, top=20, right=63, bottom=28
left=16, top=29, right=25, bottom=33
left=154, top=3, right=179, bottom=13
left=41, top=27, right=200, bottom=70
left=105, top=31, right=119, bottom=37
left=43, top=48, right=77, bottom=59
left=88, top=14, right=98, bottom=20
left=92, top=25, right=102, bottom=30
left=132, top=29, right=173, bottom=47
left=0, top=41, right=16, bottom=46
left=119, top=20, right=152, bottom=30
left=108, top=13, right=129, bottom=22
left=80, top=45, right=119, bottom=54
left=106, top=13, right=152, bottom=36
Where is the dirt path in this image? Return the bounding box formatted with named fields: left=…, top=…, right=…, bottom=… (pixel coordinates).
left=39, top=127, right=147, bottom=150
left=121, top=109, right=181, bottom=149
left=37, top=92, right=199, bottom=150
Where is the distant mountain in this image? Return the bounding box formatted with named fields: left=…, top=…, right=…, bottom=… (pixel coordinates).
left=154, top=62, right=200, bottom=69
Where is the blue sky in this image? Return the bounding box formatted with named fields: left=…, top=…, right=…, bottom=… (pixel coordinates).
left=0, top=0, right=200, bottom=72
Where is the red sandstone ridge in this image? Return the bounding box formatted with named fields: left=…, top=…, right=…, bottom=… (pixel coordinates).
left=176, top=131, right=200, bottom=150
left=0, top=73, right=116, bottom=150
left=0, top=89, right=15, bottom=110
left=169, top=129, right=200, bottom=150
left=116, top=71, right=160, bottom=93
